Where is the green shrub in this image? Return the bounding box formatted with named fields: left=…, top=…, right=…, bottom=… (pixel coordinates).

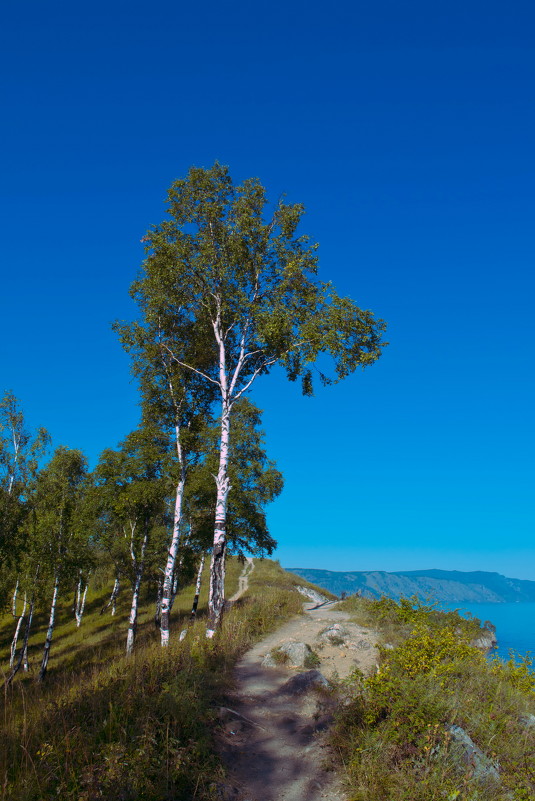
left=334, top=596, right=535, bottom=801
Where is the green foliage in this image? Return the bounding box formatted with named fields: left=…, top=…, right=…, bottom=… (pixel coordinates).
left=185, top=398, right=283, bottom=556
left=334, top=596, right=535, bottom=801
left=0, top=391, right=50, bottom=607
left=268, top=647, right=290, bottom=665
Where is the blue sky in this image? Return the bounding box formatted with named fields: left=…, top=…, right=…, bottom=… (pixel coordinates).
left=1, top=1, right=534, bottom=578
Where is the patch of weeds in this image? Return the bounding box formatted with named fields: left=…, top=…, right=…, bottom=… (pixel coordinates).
left=328, top=634, right=346, bottom=646
left=269, top=647, right=290, bottom=665
left=304, top=650, right=321, bottom=669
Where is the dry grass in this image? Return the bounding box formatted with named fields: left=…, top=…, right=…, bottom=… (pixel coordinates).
left=0, top=557, right=306, bottom=801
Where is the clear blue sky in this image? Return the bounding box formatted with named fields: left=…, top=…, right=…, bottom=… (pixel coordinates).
left=1, top=1, right=534, bottom=578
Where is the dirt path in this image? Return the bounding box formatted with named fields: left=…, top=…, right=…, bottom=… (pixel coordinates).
left=217, top=589, right=379, bottom=801
left=229, top=557, right=255, bottom=603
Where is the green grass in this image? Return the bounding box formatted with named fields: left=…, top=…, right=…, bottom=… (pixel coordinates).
left=0, top=557, right=244, bottom=684
left=333, top=595, right=535, bottom=801
left=0, top=557, right=305, bottom=801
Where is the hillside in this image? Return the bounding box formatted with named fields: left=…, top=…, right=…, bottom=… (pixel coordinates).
left=2, top=559, right=534, bottom=800
left=286, top=567, right=535, bottom=603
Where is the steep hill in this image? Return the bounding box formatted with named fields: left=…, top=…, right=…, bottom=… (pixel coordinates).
left=286, top=568, right=535, bottom=603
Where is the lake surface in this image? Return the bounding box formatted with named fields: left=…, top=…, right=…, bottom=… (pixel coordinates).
left=441, top=601, right=535, bottom=664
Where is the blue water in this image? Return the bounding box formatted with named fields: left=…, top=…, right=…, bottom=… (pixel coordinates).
left=441, top=602, right=535, bottom=664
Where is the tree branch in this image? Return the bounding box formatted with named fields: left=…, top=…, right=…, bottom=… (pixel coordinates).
left=160, top=343, right=221, bottom=388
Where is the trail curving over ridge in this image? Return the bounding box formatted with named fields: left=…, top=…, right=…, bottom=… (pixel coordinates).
left=216, top=575, right=379, bottom=801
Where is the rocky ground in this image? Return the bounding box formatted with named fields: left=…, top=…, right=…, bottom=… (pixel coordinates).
left=216, top=587, right=379, bottom=801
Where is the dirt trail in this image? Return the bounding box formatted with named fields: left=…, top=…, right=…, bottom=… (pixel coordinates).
left=229, top=557, right=255, bottom=603
left=217, top=585, right=379, bottom=801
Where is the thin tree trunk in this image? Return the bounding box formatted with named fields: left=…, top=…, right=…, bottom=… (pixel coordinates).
left=75, top=577, right=89, bottom=627
left=4, top=596, right=34, bottom=687
left=74, top=573, right=82, bottom=615
left=38, top=573, right=59, bottom=682
left=12, top=579, right=19, bottom=616
left=126, top=527, right=148, bottom=655
left=171, top=560, right=180, bottom=599
left=154, top=575, right=163, bottom=627
left=10, top=591, right=27, bottom=667
left=190, top=552, right=206, bottom=621
left=160, top=425, right=186, bottom=647
left=21, top=597, right=33, bottom=671
left=207, top=395, right=231, bottom=637
left=101, top=576, right=120, bottom=615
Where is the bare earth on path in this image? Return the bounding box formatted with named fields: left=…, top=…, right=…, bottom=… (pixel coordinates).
left=217, top=586, right=379, bottom=801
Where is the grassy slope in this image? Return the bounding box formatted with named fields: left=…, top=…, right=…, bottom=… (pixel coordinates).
left=333, top=595, right=535, bottom=801
left=7, top=564, right=530, bottom=801
left=0, top=558, right=309, bottom=801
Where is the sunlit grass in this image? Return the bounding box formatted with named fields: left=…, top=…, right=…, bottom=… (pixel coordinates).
left=0, top=556, right=242, bottom=685
left=0, top=557, right=307, bottom=801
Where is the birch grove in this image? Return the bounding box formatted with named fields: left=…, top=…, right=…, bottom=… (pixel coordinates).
left=0, top=164, right=386, bottom=683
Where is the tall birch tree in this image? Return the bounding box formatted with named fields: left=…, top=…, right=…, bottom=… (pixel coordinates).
left=128, top=163, right=387, bottom=635
left=114, top=314, right=217, bottom=646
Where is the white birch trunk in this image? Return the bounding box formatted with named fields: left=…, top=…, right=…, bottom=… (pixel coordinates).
left=207, top=397, right=231, bottom=637
left=5, top=596, right=34, bottom=686
left=10, top=591, right=27, bottom=667
left=190, top=551, right=205, bottom=621
left=172, top=560, right=181, bottom=598
left=75, top=578, right=89, bottom=627
left=101, top=577, right=120, bottom=615
left=74, top=573, right=82, bottom=616
left=160, top=425, right=186, bottom=647
left=126, top=527, right=148, bottom=655
left=21, top=596, right=33, bottom=671
left=38, top=573, right=59, bottom=682
left=207, top=312, right=233, bottom=638
left=154, top=575, right=163, bottom=627
left=12, top=579, right=19, bottom=616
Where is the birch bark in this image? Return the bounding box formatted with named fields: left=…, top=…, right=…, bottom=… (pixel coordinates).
left=206, top=400, right=231, bottom=636
left=160, top=431, right=186, bottom=646
left=4, top=595, right=34, bottom=687
left=38, top=572, right=59, bottom=682
left=10, top=592, right=27, bottom=667
left=75, top=578, right=89, bottom=627
left=101, top=577, right=120, bottom=615
left=207, top=314, right=232, bottom=637
left=190, top=551, right=205, bottom=621
left=126, top=525, right=148, bottom=655
left=154, top=575, right=163, bottom=627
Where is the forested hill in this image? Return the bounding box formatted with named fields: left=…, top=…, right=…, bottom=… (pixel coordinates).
left=286, top=568, right=535, bottom=603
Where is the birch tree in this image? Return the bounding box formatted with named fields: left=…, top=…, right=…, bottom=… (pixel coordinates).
left=185, top=398, right=282, bottom=559
left=128, top=163, right=387, bottom=635
left=33, top=447, right=88, bottom=681
left=0, top=390, right=49, bottom=607
left=93, top=426, right=168, bottom=654
left=114, top=315, right=216, bottom=647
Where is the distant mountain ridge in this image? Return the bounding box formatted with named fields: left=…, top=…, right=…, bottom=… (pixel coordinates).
left=286, top=568, right=535, bottom=603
